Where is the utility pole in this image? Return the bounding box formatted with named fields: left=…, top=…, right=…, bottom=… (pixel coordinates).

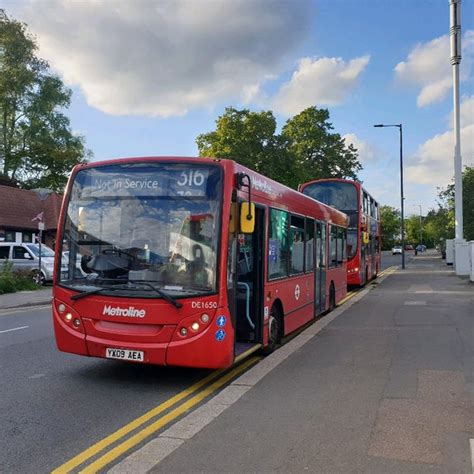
left=450, top=0, right=463, bottom=240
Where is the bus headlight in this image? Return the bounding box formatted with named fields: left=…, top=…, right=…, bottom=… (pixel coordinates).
left=54, top=298, right=84, bottom=333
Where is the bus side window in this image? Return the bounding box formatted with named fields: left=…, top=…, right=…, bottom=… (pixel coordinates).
left=329, top=225, right=337, bottom=268
left=321, top=223, right=327, bottom=269
left=268, top=209, right=289, bottom=280
left=290, top=214, right=305, bottom=275
left=305, top=218, right=315, bottom=272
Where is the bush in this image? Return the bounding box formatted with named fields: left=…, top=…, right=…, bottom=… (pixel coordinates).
left=0, top=261, right=39, bottom=294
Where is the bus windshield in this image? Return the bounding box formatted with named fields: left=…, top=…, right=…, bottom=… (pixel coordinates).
left=59, top=162, right=223, bottom=298
left=302, top=181, right=358, bottom=212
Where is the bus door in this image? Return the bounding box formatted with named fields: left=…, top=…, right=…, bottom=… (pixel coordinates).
left=234, top=206, right=264, bottom=356
left=315, top=221, right=326, bottom=315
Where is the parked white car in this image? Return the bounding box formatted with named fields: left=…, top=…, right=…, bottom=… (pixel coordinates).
left=0, top=243, right=66, bottom=284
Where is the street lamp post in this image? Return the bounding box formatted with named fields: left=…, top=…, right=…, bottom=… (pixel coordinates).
left=374, top=123, right=405, bottom=269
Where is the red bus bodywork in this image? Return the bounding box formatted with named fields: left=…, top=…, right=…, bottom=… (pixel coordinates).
left=53, top=157, right=348, bottom=369
left=299, top=178, right=381, bottom=286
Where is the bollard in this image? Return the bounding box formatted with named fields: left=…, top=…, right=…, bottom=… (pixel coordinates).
left=455, top=239, right=470, bottom=276
left=446, top=239, right=454, bottom=265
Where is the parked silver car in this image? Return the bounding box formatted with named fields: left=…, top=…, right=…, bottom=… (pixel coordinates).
left=0, top=243, right=65, bottom=284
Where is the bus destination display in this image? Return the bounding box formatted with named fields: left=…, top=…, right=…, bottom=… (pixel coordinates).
left=78, top=166, right=213, bottom=198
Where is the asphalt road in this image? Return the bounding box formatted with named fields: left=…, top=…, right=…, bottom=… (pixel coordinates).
left=381, top=249, right=414, bottom=269
left=0, top=306, right=212, bottom=473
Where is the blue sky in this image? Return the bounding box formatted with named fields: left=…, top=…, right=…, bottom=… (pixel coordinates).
left=6, top=0, right=474, bottom=215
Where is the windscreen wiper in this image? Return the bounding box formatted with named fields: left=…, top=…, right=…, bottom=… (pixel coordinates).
left=127, top=280, right=182, bottom=308
left=70, top=280, right=182, bottom=309
left=70, top=285, right=129, bottom=301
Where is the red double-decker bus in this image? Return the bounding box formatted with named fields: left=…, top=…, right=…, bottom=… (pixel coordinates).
left=299, top=178, right=381, bottom=286
left=53, top=157, right=348, bottom=369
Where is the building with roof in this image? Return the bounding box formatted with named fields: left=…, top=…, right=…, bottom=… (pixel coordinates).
left=0, top=185, right=63, bottom=248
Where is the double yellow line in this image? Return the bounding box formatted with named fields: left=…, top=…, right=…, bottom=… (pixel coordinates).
left=53, top=356, right=259, bottom=473
left=338, top=265, right=397, bottom=306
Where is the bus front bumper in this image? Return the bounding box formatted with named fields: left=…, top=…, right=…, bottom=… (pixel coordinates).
left=53, top=306, right=234, bottom=369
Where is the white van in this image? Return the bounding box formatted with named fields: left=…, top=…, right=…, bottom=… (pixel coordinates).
left=0, top=243, right=63, bottom=284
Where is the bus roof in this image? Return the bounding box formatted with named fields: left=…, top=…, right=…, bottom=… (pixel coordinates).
left=299, top=177, right=379, bottom=205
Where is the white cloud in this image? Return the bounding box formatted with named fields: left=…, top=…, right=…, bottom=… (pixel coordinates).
left=272, top=55, right=370, bottom=116
left=406, top=97, right=474, bottom=186
left=18, top=0, right=313, bottom=117
left=342, top=133, right=377, bottom=164
left=394, top=31, right=474, bottom=108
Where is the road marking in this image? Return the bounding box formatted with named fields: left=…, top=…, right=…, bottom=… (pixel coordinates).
left=0, top=325, right=29, bottom=334
left=79, top=356, right=259, bottom=473
left=51, top=366, right=225, bottom=474
left=28, top=373, right=45, bottom=379
left=234, top=344, right=262, bottom=364
left=337, top=266, right=397, bottom=306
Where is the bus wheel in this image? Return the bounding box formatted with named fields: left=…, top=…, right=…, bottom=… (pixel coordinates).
left=365, top=267, right=369, bottom=284
left=329, top=283, right=336, bottom=312
left=262, top=305, right=282, bottom=355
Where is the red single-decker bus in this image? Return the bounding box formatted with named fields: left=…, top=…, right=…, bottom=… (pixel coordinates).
left=53, top=157, right=348, bottom=369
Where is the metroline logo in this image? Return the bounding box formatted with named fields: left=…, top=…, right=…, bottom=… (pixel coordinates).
left=102, top=305, right=146, bottom=318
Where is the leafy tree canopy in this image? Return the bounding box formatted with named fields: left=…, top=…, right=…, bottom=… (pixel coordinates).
left=0, top=9, right=90, bottom=191
left=196, top=106, right=362, bottom=189
left=380, top=205, right=400, bottom=250
left=436, top=166, right=474, bottom=241
left=281, top=107, right=361, bottom=183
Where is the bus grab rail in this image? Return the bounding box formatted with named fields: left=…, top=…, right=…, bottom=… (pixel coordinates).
left=237, top=281, right=255, bottom=330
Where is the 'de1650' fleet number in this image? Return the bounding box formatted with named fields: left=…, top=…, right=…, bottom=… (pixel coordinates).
left=191, top=301, right=218, bottom=309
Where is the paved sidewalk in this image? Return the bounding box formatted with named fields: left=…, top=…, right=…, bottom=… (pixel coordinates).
left=0, top=287, right=52, bottom=310
left=116, top=252, right=474, bottom=473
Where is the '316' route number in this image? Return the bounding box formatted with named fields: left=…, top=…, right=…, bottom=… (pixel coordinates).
left=177, top=170, right=205, bottom=187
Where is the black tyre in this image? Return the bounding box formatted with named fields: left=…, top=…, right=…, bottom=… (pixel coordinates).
left=329, top=283, right=336, bottom=312
left=262, top=305, right=282, bottom=355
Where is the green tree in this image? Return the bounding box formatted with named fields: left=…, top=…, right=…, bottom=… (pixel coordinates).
left=437, top=166, right=473, bottom=241
left=281, top=107, right=362, bottom=184
left=197, top=107, right=279, bottom=170
left=196, top=106, right=362, bottom=189
left=405, top=215, right=422, bottom=246
left=0, top=10, right=90, bottom=191
left=380, top=205, right=400, bottom=250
